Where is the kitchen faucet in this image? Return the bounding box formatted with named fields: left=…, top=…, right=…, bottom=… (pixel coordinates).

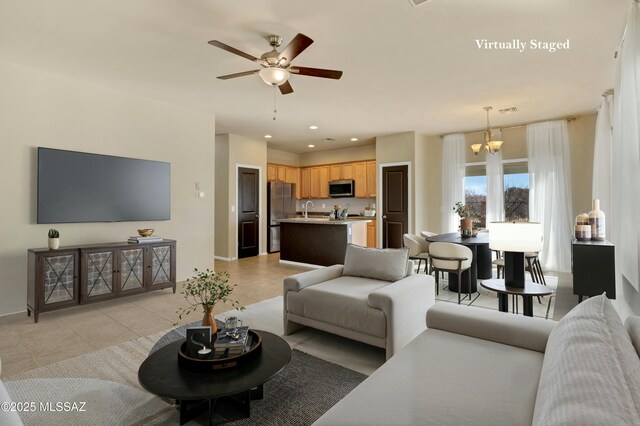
left=304, top=201, right=314, bottom=219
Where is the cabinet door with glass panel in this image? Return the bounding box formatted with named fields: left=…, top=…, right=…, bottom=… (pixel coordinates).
left=39, top=250, right=80, bottom=308
left=118, top=246, right=147, bottom=295
left=146, top=242, right=176, bottom=291
left=81, top=248, right=118, bottom=302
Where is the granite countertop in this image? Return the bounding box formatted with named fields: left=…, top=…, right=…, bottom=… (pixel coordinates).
left=277, top=217, right=373, bottom=225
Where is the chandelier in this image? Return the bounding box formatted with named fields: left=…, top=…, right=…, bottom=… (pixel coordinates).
left=471, top=106, right=504, bottom=155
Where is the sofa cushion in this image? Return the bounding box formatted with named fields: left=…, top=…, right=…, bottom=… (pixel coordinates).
left=314, top=328, right=544, bottom=426
left=342, top=244, right=409, bottom=282
left=626, top=316, right=640, bottom=358
left=532, top=295, right=640, bottom=426
left=286, top=276, right=388, bottom=338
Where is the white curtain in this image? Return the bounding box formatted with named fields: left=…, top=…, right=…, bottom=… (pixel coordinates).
left=592, top=94, right=613, bottom=217
left=485, top=150, right=504, bottom=224
left=441, top=134, right=466, bottom=233
left=527, top=120, right=573, bottom=272
left=612, top=2, right=640, bottom=290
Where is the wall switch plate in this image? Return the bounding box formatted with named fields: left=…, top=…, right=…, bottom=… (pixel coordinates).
left=322, top=203, right=326, bottom=209
left=231, top=205, right=235, bottom=212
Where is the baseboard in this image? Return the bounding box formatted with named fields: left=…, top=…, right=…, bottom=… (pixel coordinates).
left=259, top=252, right=268, bottom=256
left=279, top=259, right=324, bottom=269
left=214, top=256, right=237, bottom=261
left=0, top=309, right=27, bottom=318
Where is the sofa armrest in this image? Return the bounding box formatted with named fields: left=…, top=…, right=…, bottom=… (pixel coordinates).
left=368, top=274, right=436, bottom=359
left=426, top=303, right=556, bottom=353
left=283, top=264, right=345, bottom=293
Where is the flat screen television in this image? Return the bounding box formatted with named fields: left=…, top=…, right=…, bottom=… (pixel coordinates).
left=37, top=148, right=171, bottom=224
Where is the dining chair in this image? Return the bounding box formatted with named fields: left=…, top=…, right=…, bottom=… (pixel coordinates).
left=429, top=242, right=474, bottom=304
left=403, top=234, right=430, bottom=274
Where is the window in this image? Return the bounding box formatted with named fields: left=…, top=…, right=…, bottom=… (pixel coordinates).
left=464, top=165, right=487, bottom=227
left=503, top=162, right=529, bottom=222
left=464, top=160, right=529, bottom=227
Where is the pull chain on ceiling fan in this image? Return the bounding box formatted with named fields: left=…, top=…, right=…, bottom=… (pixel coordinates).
left=208, top=33, right=343, bottom=95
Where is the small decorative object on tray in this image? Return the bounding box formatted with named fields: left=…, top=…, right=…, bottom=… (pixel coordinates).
left=177, top=329, right=263, bottom=372
left=214, top=326, right=249, bottom=356
left=186, top=326, right=212, bottom=358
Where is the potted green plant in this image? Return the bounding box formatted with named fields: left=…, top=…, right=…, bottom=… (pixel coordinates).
left=176, top=269, right=244, bottom=334
left=48, top=229, right=60, bottom=250
left=453, top=202, right=474, bottom=237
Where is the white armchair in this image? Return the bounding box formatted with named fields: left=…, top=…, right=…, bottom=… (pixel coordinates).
left=283, top=245, right=436, bottom=360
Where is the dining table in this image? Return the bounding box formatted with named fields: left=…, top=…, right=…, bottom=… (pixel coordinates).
left=425, top=232, right=493, bottom=293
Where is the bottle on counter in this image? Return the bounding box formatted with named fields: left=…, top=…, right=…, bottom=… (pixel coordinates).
left=588, top=199, right=605, bottom=241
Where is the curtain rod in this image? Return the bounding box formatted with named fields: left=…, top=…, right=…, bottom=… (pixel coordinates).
left=440, top=116, right=577, bottom=139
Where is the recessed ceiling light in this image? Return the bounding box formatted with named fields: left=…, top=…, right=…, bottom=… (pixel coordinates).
left=309, top=125, right=318, bottom=130
left=308, top=144, right=315, bottom=148
left=350, top=138, right=359, bottom=142
left=264, top=134, right=272, bottom=139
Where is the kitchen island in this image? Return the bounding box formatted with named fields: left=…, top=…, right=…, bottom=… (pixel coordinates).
left=277, top=218, right=372, bottom=267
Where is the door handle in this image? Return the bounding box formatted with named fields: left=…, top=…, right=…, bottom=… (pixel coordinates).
left=382, top=215, right=387, bottom=219
left=256, top=214, right=260, bottom=218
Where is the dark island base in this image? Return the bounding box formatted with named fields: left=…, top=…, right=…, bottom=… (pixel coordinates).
left=280, top=223, right=349, bottom=266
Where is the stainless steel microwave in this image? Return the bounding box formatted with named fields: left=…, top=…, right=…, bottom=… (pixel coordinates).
left=329, top=179, right=355, bottom=198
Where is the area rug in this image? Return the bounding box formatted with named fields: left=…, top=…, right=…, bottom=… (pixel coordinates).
left=4, top=296, right=376, bottom=425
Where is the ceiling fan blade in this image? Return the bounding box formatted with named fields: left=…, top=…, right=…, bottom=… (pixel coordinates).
left=208, top=40, right=258, bottom=62
left=278, top=33, right=314, bottom=64
left=290, top=66, right=343, bottom=80
left=279, top=81, right=294, bottom=95
left=217, top=70, right=260, bottom=80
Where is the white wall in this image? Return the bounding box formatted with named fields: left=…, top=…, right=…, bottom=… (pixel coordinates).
left=0, top=61, right=215, bottom=316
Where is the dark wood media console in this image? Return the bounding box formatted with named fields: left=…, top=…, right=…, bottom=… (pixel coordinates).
left=27, top=239, right=176, bottom=323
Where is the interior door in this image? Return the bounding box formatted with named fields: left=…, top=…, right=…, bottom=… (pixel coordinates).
left=238, top=167, right=260, bottom=258
left=382, top=165, right=409, bottom=248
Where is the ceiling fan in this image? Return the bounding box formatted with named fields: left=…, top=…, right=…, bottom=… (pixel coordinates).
left=208, top=33, right=343, bottom=95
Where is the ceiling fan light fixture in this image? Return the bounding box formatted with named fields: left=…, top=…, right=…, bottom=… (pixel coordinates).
left=471, top=144, right=483, bottom=155
left=259, top=67, right=290, bottom=86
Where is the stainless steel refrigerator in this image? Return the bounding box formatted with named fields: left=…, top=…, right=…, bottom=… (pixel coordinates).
left=268, top=182, right=297, bottom=253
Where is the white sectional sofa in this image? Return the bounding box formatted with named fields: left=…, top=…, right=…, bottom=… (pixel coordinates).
left=315, top=295, right=640, bottom=426
left=284, top=244, right=436, bottom=360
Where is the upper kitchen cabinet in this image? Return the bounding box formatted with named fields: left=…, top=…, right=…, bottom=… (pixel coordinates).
left=277, top=165, right=287, bottom=182
left=330, top=165, right=341, bottom=181
left=309, top=166, right=330, bottom=199
left=267, top=164, right=277, bottom=182
left=354, top=162, right=367, bottom=198
left=366, top=161, right=377, bottom=197
left=341, top=163, right=355, bottom=180
left=319, top=166, right=330, bottom=198
left=300, top=168, right=311, bottom=199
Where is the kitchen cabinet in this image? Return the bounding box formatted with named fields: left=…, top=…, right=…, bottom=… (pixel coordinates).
left=330, top=165, right=341, bottom=181
left=277, top=165, right=287, bottom=182
left=310, top=167, right=321, bottom=198
left=367, top=220, right=377, bottom=248
left=320, top=166, right=330, bottom=198
left=342, top=164, right=354, bottom=180
left=355, top=162, right=368, bottom=198
left=285, top=167, right=297, bottom=184
left=367, top=161, right=377, bottom=197
left=267, top=164, right=277, bottom=182
left=300, top=168, right=311, bottom=199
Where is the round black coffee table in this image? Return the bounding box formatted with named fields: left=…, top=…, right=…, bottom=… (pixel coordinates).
left=138, top=330, right=291, bottom=425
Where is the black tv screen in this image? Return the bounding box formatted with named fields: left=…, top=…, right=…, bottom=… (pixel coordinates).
left=37, top=148, right=171, bottom=224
